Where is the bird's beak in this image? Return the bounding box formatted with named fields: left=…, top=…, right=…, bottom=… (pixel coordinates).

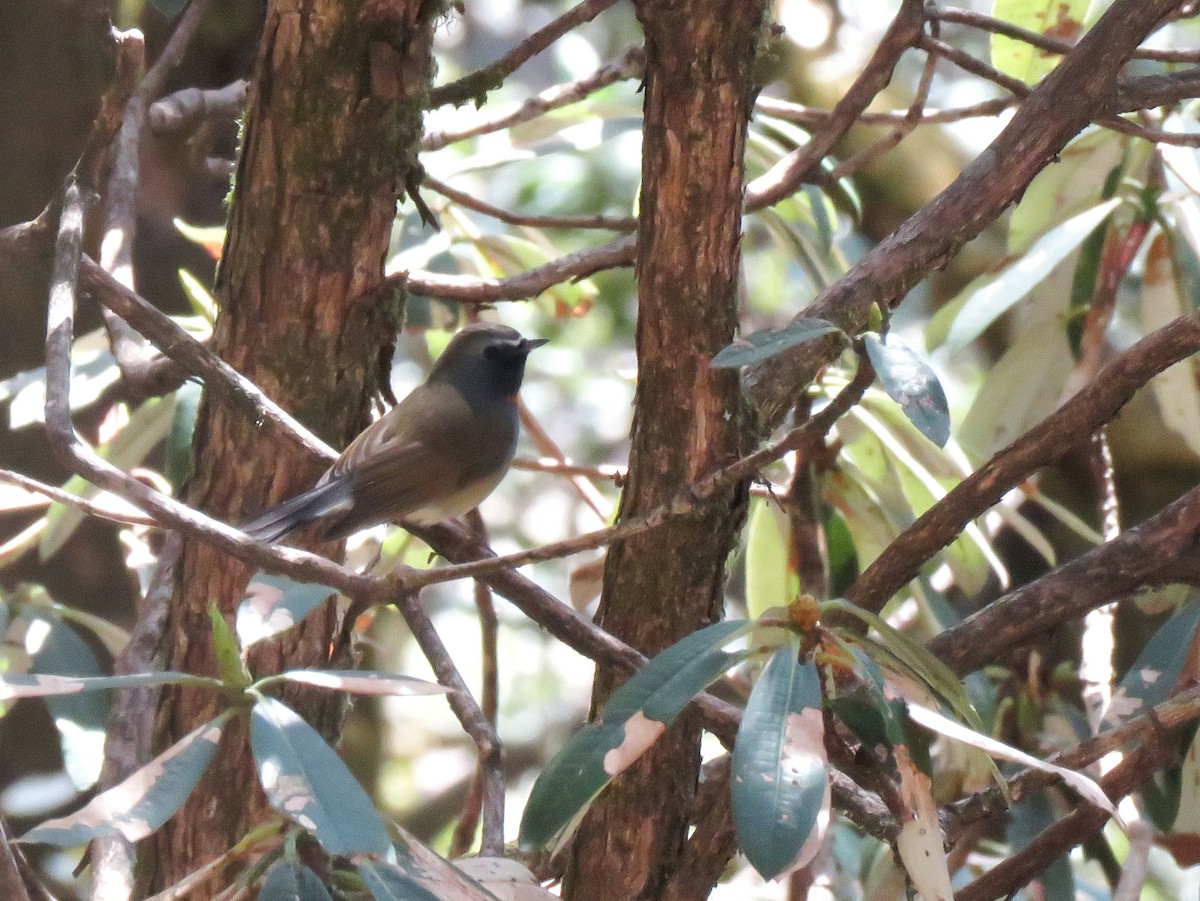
left=521, top=337, right=549, bottom=353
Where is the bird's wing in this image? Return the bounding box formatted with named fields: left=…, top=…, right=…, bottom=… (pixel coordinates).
left=319, top=382, right=518, bottom=534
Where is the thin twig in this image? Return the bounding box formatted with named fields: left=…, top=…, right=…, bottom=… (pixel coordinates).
left=518, top=397, right=611, bottom=522
left=424, top=175, right=636, bottom=232
left=422, top=46, right=644, bottom=151
left=148, top=79, right=249, bottom=134
left=390, top=590, right=505, bottom=856
left=928, top=5, right=1200, bottom=63
left=0, top=468, right=154, bottom=527
left=427, top=0, right=621, bottom=108
left=397, top=233, right=635, bottom=302
left=746, top=0, right=925, bottom=210
left=831, top=32, right=941, bottom=180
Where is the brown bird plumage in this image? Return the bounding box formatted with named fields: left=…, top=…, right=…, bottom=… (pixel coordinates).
left=241, top=323, right=546, bottom=542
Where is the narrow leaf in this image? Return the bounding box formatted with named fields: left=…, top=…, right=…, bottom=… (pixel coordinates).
left=906, top=702, right=1114, bottom=814
left=862, top=333, right=950, bottom=447
left=166, top=380, right=204, bottom=490
left=732, top=646, right=829, bottom=881
left=238, top=573, right=339, bottom=647
left=354, top=858, right=445, bottom=901
left=250, top=695, right=391, bottom=856
left=945, top=198, right=1122, bottom=352
left=209, top=604, right=250, bottom=689
left=519, top=620, right=766, bottom=849
left=746, top=499, right=799, bottom=620
left=21, top=712, right=230, bottom=845
left=0, top=671, right=221, bottom=700
left=1142, top=232, right=1200, bottom=456
left=274, top=670, right=450, bottom=697
left=258, top=858, right=334, bottom=901
left=894, top=745, right=953, bottom=901
left=823, top=599, right=984, bottom=732
left=711, top=319, right=844, bottom=368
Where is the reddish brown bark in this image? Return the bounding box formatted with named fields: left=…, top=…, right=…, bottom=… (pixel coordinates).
left=562, top=2, right=767, bottom=899
left=143, top=0, right=434, bottom=891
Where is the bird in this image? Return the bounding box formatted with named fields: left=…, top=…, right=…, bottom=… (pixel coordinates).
left=241, top=322, right=547, bottom=543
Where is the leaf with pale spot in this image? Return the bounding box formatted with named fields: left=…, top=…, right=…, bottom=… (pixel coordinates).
left=21, top=711, right=230, bottom=846
left=1102, top=599, right=1200, bottom=730
left=250, top=695, right=391, bottom=856
left=863, top=333, right=950, bottom=448
left=519, top=619, right=768, bottom=849
left=258, top=858, right=334, bottom=901
left=238, top=573, right=339, bottom=646
left=711, top=319, right=845, bottom=369
left=732, top=645, right=829, bottom=881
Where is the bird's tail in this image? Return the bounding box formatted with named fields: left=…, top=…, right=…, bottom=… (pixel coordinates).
left=240, top=479, right=353, bottom=543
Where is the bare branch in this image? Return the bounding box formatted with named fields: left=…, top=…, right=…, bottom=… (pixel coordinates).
left=422, top=46, right=644, bottom=151
left=425, top=174, right=636, bottom=232
left=0, top=467, right=155, bottom=527
left=745, top=0, right=925, bottom=210
left=427, top=0, right=621, bottom=108
left=850, top=310, right=1200, bottom=613
left=148, top=79, right=249, bottom=134
left=397, top=233, right=635, bottom=302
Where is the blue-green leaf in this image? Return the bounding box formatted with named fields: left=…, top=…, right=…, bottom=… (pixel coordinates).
left=711, top=319, right=845, bottom=369
left=732, top=646, right=829, bottom=881
left=250, top=695, right=391, bottom=856
left=354, top=858, right=444, bottom=901
left=519, top=619, right=768, bottom=849
left=25, top=612, right=108, bottom=789
left=21, top=711, right=230, bottom=846
left=0, top=670, right=221, bottom=700
left=258, top=858, right=334, bottom=901
left=1103, top=600, right=1200, bottom=730
left=238, top=573, right=339, bottom=647
left=862, top=333, right=950, bottom=448
left=166, top=380, right=203, bottom=490
left=945, top=198, right=1122, bottom=352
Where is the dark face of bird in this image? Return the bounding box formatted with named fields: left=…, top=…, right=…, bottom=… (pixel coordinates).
left=430, top=323, right=548, bottom=403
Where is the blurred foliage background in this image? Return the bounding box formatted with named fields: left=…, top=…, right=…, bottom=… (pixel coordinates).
left=3, top=0, right=1200, bottom=897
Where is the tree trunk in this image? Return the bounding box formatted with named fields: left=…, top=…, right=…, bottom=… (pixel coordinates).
left=142, top=0, right=434, bottom=891
left=563, top=2, right=766, bottom=899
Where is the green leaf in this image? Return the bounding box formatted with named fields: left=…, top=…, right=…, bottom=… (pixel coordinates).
left=238, top=573, right=339, bottom=647
left=862, top=333, right=950, bottom=448
left=1142, top=232, right=1200, bottom=457
left=263, top=670, right=450, bottom=697
left=258, top=859, right=334, bottom=901
left=25, top=612, right=108, bottom=789
left=13, top=586, right=129, bottom=655
left=354, top=858, right=445, bottom=901
left=823, top=599, right=984, bottom=733
left=40, top=395, right=174, bottom=560
left=746, top=499, right=799, bottom=620
left=519, top=619, right=766, bottom=849
left=250, top=695, right=391, bottom=856
left=711, top=319, right=845, bottom=369
left=945, top=198, right=1122, bottom=352
left=732, top=646, right=829, bottom=881
left=178, top=269, right=218, bottom=324
left=166, top=381, right=204, bottom=490
left=209, top=604, right=251, bottom=690
left=1103, top=599, right=1200, bottom=730
left=1, top=327, right=119, bottom=430
left=148, top=0, right=192, bottom=16
left=990, top=0, right=1089, bottom=85
left=1007, top=794, right=1075, bottom=901
left=21, top=711, right=230, bottom=846
left=0, top=670, right=221, bottom=700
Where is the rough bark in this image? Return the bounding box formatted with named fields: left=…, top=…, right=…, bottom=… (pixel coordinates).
left=562, top=2, right=766, bottom=899
left=143, top=0, right=434, bottom=891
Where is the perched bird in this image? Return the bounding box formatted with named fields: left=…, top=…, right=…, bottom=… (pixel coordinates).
left=242, top=323, right=547, bottom=542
